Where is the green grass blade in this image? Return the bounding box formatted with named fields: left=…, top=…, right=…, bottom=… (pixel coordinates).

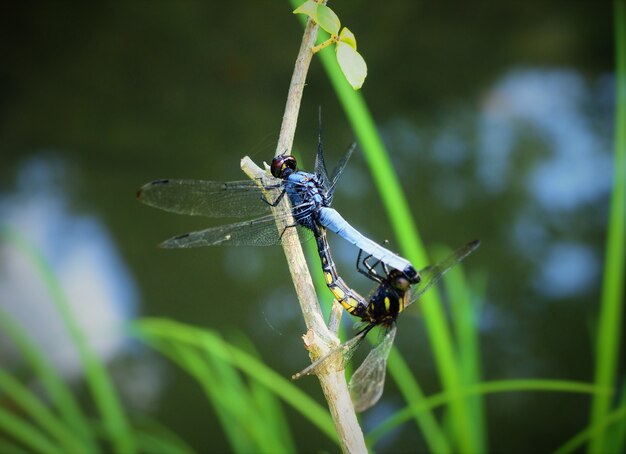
left=145, top=328, right=305, bottom=452
left=134, top=318, right=339, bottom=444
left=234, top=333, right=297, bottom=453
left=0, top=306, right=97, bottom=451
left=588, top=2, right=626, bottom=453
left=132, top=431, right=195, bottom=454
left=170, top=342, right=255, bottom=453
left=557, top=405, right=626, bottom=454
left=149, top=339, right=256, bottom=453
left=442, top=247, right=487, bottom=453
left=249, top=371, right=294, bottom=452
left=368, top=379, right=610, bottom=445
left=131, top=416, right=196, bottom=454
left=0, top=226, right=135, bottom=453
left=0, top=406, right=60, bottom=454
left=0, top=370, right=87, bottom=452
left=202, top=340, right=281, bottom=452
left=610, top=380, right=626, bottom=452
left=0, top=438, right=30, bottom=454
left=145, top=338, right=270, bottom=453
left=385, top=347, right=452, bottom=453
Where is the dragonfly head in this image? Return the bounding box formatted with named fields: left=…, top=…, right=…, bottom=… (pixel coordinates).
left=402, top=265, right=421, bottom=284
left=271, top=155, right=297, bottom=179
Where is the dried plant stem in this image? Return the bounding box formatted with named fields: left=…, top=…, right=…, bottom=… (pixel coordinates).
left=240, top=7, right=367, bottom=454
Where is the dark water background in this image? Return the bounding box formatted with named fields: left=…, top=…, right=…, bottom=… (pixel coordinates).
left=0, top=1, right=618, bottom=452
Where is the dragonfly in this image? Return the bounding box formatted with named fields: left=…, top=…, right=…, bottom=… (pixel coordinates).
left=137, top=140, right=419, bottom=281
left=294, top=229, right=480, bottom=412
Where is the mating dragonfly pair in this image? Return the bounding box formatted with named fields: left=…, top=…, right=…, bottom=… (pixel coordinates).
left=138, top=140, right=479, bottom=412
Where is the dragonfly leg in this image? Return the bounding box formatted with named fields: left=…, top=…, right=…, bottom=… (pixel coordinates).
left=278, top=222, right=298, bottom=240
left=381, top=260, right=391, bottom=277
left=356, top=249, right=383, bottom=284
left=356, top=322, right=376, bottom=338
left=260, top=186, right=287, bottom=207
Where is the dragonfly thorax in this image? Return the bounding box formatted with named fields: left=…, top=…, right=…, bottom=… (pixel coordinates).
left=363, top=279, right=406, bottom=325
left=285, top=172, right=329, bottom=230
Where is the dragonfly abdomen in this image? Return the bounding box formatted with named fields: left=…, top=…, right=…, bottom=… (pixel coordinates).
left=317, top=207, right=416, bottom=279
left=314, top=228, right=368, bottom=316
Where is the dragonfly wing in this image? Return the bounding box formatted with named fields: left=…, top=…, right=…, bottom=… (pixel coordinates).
left=349, top=324, right=397, bottom=412
left=137, top=179, right=281, bottom=217
left=326, top=143, right=356, bottom=203
left=159, top=214, right=310, bottom=248
left=330, top=143, right=355, bottom=188
left=315, top=141, right=332, bottom=194
left=292, top=329, right=369, bottom=380
left=405, top=239, right=481, bottom=308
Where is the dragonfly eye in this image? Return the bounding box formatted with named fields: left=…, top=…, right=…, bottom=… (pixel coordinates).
left=389, top=270, right=411, bottom=292
left=271, top=155, right=298, bottom=179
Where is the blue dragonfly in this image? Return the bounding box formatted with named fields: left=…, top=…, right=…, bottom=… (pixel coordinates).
left=294, top=228, right=480, bottom=411
left=137, top=142, right=418, bottom=281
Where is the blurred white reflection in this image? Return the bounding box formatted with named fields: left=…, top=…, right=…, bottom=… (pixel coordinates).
left=480, top=68, right=613, bottom=209
left=0, top=156, right=138, bottom=379
left=532, top=241, right=599, bottom=299
left=481, top=69, right=611, bottom=298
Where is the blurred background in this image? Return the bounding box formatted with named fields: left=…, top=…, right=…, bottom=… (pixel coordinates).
left=0, top=1, right=620, bottom=452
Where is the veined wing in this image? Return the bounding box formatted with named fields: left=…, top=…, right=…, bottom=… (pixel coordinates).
left=406, top=239, right=481, bottom=309
left=159, top=214, right=312, bottom=248
left=328, top=143, right=356, bottom=201
left=314, top=141, right=332, bottom=194
left=313, top=143, right=356, bottom=205
left=349, top=324, right=397, bottom=412
left=292, top=328, right=370, bottom=380
left=137, top=178, right=283, bottom=218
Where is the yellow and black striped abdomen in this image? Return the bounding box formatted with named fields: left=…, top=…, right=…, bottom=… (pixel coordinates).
left=315, top=228, right=368, bottom=317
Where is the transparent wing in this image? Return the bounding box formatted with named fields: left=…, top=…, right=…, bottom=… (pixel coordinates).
left=329, top=143, right=355, bottom=190
left=314, top=106, right=332, bottom=193
left=406, top=239, right=481, bottom=309
left=160, top=214, right=312, bottom=248
left=137, top=178, right=283, bottom=218
left=349, top=324, right=397, bottom=412
left=292, top=329, right=370, bottom=380
left=325, top=143, right=355, bottom=204
left=314, top=142, right=332, bottom=193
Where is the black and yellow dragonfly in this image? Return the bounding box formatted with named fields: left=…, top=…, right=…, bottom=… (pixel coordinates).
left=294, top=229, right=480, bottom=411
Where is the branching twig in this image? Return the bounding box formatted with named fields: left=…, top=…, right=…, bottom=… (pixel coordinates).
left=240, top=6, right=367, bottom=453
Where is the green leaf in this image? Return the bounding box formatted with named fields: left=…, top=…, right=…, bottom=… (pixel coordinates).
left=338, top=27, right=357, bottom=50
left=292, top=0, right=317, bottom=21
left=316, top=4, right=340, bottom=35
left=335, top=42, right=367, bottom=90
left=134, top=319, right=339, bottom=444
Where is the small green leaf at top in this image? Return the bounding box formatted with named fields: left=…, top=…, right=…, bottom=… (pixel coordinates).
left=338, top=27, right=357, bottom=50
left=316, top=4, right=341, bottom=35
left=336, top=42, right=367, bottom=90
left=293, top=0, right=318, bottom=21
